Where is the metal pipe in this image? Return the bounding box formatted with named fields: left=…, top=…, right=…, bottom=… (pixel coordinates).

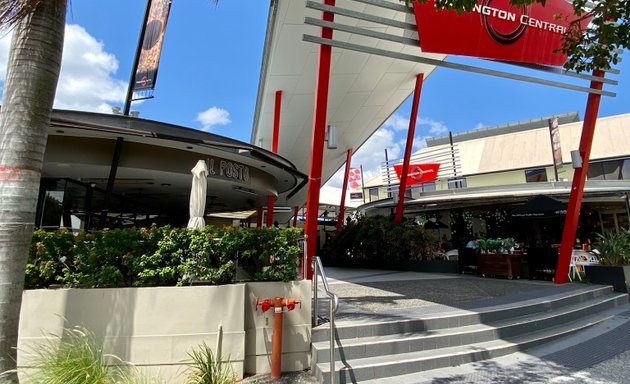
left=271, top=297, right=285, bottom=379
left=215, top=323, right=223, bottom=362
left=313, top=256, right=319, bottom=326
left=329, top=297, right=335, bottom=384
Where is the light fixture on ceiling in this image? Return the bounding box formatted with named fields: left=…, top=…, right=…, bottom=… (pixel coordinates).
left=325, top=124, right=338, bottom=150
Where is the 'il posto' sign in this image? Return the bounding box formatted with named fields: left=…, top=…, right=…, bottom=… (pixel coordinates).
left=413, top=0, right=591, bottom=67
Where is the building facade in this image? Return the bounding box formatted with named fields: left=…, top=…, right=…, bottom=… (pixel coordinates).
left=357, top=112, right=630, bottom=247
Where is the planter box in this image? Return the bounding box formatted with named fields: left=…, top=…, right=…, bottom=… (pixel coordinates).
left=585, top=264, right=630, bottom=293
left=19, top=281, right=312, bottom=382
left=477, top=253, right=522, bottom=279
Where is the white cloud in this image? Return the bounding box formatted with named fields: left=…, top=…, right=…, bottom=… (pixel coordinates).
left=412, top=135, right=429, bottom=153
left=475, top=122, right=486, bottom=129
left=196, top=107, right=231, bottom=132
left=327, top=127, right=400, bottom=188
left=418, top=117, right=448, bottom=136
left=324, top=113, right=449, bottom=189
left=0, top=31, right=11, bottom=83
left=383, top=114, right=409, bottom=131
left=0, top=24, right=127, bottom=112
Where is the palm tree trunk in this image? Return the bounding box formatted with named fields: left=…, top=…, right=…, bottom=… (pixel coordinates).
left=0, top=1, right=66, bottom=382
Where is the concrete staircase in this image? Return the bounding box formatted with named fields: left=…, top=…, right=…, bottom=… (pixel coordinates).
left=311, top=285, right=628, bottom=383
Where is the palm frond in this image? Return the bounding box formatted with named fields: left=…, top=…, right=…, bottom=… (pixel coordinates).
left=0, top=0, right=44, bottom=30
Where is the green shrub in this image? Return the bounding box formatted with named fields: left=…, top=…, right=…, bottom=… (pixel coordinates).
left=24, top=326, right=150, bottom=384
left=26, top=225, right=302, bottom=289
left=184, top=342, right=235, bottom=384
left=594, top=229, right=630, bottom=265
left=26, top=229, right=75, bottom=288
left=330, top=215, right=433, bottom=262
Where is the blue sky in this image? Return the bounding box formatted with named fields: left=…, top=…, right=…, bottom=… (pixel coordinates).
left=0, top=0, right=628, bottom=188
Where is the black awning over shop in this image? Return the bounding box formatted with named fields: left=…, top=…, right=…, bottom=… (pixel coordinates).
left=511, top=195, right=567, bottom=218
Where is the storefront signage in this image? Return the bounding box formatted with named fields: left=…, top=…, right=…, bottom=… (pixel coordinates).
left=413, top=0, right=591, bottom=66
left=208, top=158, right=250, bottom=183
left=393, top=163, right=440, bottom=185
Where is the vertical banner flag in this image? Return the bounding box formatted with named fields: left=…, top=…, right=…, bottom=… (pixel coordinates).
left=348, top=168, right=363, bottom=200
left=134, top=0, right=172, bottom=92
left=393, top=163, right=440, bottom=185
left=549, top=117, right=563, bottom=169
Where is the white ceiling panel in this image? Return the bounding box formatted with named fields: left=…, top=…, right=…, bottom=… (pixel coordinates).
left=252, top=0, right=447, bottom=208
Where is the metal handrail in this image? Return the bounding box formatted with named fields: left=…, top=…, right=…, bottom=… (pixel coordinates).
left=312, top=256, right=339, bottom=384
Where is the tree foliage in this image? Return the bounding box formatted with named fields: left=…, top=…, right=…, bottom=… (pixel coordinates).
left=404, top=0, right=629, bottom=73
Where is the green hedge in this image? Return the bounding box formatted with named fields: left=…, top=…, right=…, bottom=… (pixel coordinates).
left=327, top=215, right=435, bottom=262
left=26, top=226, right=302, bottom=289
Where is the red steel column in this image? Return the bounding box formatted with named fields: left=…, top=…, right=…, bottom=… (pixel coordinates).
left=394, top=73, right=424, bottom=224
left=304, top=0, right=335, bottom=279
left=554, top=70, right=604, bottom=284
left=337, top=148, right=353, bottom=230
left=267, top=90, right=282, bottom=227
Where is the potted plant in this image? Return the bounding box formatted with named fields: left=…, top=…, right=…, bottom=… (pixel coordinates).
left=476, top=237, right=522, bottom=278
left=585, top=229, right=630, bottom=293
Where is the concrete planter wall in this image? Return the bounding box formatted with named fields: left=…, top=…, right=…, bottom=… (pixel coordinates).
left=585, top=265, right=630, bottom=293
left=18, top=281, right=311, bottom=383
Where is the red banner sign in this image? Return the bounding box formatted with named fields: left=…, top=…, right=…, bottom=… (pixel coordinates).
left=413, top=0, right=591, bottom=67
left=393, top=163, right=440, bottom=185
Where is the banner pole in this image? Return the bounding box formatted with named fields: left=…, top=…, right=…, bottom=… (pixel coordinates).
left=124, top=0, right=152, bottom=116
left=394, top=73, right=424, bottom=224
left=267, top=90, right=282, bottom=227
left=554, top=70, right=604, bottom=284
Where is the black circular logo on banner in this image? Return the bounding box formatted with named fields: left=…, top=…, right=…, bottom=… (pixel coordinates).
left=481, top=0, right=529, bottom=45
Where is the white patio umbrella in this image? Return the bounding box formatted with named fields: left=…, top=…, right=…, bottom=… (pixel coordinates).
left=187, top=160, right=209, bottom=229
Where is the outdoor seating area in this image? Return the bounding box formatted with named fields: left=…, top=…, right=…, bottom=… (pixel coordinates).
left=458, top=247, right=600, bottom=281
left=569, top=250, right=601, bottom=281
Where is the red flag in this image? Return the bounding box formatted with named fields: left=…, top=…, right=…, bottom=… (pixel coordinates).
left=393, top=163, right=440, bottom=185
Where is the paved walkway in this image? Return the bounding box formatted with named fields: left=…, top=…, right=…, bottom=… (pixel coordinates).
left=245, top=267, right=630, bottom=383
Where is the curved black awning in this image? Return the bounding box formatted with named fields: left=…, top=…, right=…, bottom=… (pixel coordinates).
left=511, top=195, right=567, bottom=218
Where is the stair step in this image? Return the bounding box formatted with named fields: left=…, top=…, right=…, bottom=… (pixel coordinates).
left=312, top=292, right=627, bottom=364
left=312, top=285, right=614, bottom=343
left=314, top=310, right=615, bottom=383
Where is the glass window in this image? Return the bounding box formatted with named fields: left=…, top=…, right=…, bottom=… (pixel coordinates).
left=601, top=160, right=622, bottom=180
left=587, top=162, right=605, bottom=180
left=525, top=168, right=548, bottom=182
left=447, top=177, right=467, bottom=189
left=420, top=181, right=436, bottom=192
left=622, top=160, right=630, bottom=180
left=369, top=187, right=379, bottom=202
